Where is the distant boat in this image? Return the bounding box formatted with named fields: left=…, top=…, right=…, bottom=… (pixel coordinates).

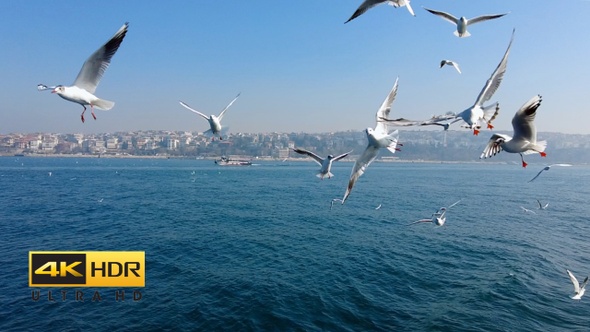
left=215, top=156, right=252, bottom=166
left=14, top=153, right=25, bottom=157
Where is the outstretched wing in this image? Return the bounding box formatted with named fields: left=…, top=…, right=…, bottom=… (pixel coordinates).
left=567, top=269, right=581, bottom=293
left=512, top=95, right=542, bottom=142
left=345, top=0, right=385, bottom=23
left=474, top=29, right=514, bottom=107
left=408, top=219, right=432, bottom=226
left=480, top=133, right=510, bottom=159
left=448, top=199, right=461, bottom=209
left=342, top=145, right=379, bottom=203
left=423, top=7, right=458, bottom=24
left=375, top=77, right=399, bottom=135
left=467, top=13, right=509, bottom=26
left=333, top=150, right=353, bottom=162
left=179, top=101, right=209, bottom=120
left=292, top=147, right=323, bottom=165
left=73, top=23, right=129, bottom=94
left=218, top=93, right=241, bottom=121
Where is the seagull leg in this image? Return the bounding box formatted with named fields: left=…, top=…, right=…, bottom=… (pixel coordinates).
left=520, top=153, right=527, bottom=168
left=90, top=104, right=97, bottom=120
left=80, top=105, right=87, bottom=123
left=487, top=122, right=494, bottom=129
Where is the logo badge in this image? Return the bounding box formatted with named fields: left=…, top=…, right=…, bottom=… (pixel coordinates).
left=29, top=251, right=145, bottom=287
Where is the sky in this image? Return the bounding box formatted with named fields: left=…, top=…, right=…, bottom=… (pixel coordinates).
left=1, top=0, right=590, bottom=135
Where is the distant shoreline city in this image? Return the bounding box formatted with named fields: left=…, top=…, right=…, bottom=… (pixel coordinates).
left=2, top=130, right=590, bottom=163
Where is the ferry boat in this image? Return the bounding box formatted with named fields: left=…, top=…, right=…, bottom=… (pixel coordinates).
left=214, top=156, right=252, bottom=166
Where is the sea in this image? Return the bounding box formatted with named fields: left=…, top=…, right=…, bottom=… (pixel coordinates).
left=0, top=156, right=589, bottom=331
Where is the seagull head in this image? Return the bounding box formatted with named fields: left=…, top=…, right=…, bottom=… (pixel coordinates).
left=51, top=86, right=65, bottom=94
left=327, top=154, right=334, bottom=160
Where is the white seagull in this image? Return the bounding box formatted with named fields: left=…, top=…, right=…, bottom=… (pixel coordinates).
left=291, top=147, right=352, bottom=179
left=480, top=95, right=547, bottom=168
left=408, top=200, right=461, bottom=226
left=345, top=0, right=415, bottom=23
left=528, top=164, right=573, bottom=183
left=38, top=23, right=129, bottom=123
left=423, top=7, right=508, bottom=38
left=179, top=93, right=240, bottom=140
left=447, top=29, right=514, bottom=135
left=567, top=269, right=588, bottom=300
left=341, top=78, right=401, bottom=204
left=536, top=199, right=549, bottom=210
left=440, top=60, right=462, bottom=74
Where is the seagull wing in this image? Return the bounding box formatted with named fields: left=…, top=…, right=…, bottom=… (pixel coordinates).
left=375, top=77, right=399, bottom=135
left=403, top=0, right=415, bottom=16
left=567, top=269, right=581, bottom=293
left=451, top=61, right=462, bottom=74
left=345, top=0, right=385, bottom=23
left=292, top=147, right=324, bottom=165
left=218, top=92, right=241, bottom=121
left=528, top=168, right=546, bottom=183
left=73, top=23, right=129, bottom=94
left=448, top=199, right=461, bottom=209
left=511, top=95, right=542, bottom=142
left=333, top=150, right=353, bottom=162
left=378, top=117, right=422, bottom=127
left=179, top=101, right=209, bottom=120
left=342, top=145, right=379, bottom=203
left=473, top=29, right=514, bottom=107
left=480, top=133, right=510, bottom=159
left=467, top=13, right=509, bottom=26
left=408, top=219, right=432, bottom=226
left=423, top=7, right=458, bottom=25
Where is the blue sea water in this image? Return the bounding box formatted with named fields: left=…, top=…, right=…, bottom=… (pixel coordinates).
left=0, top=156, right=589, bottom=331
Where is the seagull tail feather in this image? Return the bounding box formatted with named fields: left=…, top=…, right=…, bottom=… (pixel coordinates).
left=93, top=98, right=115, bottom=110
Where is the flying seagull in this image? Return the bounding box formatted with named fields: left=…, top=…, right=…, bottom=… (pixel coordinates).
left=345, top=0, right=415, bottom=23
left=480, top=95, right=547, bottom=168
left=38, top=23, right=129, bottom=123
left=528, top=164, right=573, bottom=183
left=291, top=147, right=352, bottom=179
left=536, top=199, right=548, bottom=210
left=341, top=78, right=401, bottom=204
left=567, top=269, right=588, bottom=300
left=408, top=200, right=461, bottom=226
left=423, top=7, right=508, bottom=38
left=179, top=93, right=240, bottom=140
left=440, top=60, right=462, bottom=74
left=446, top=29, right=514, bottom=135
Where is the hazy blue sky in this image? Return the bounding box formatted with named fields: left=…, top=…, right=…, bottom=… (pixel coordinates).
left=1, top=1, right=589, bottom=135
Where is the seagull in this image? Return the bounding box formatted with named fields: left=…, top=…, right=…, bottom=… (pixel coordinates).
left=345, top=0, right=415, bottom=23
left=291, top=147, right=352, bottom=179
left=375, top=204, right=382, bottom=210
left=179, top=93, right=240, bottom=140
left=528, top=164, right=573, bottom=183
left=423, top=7, right=508, bottom=38
left=536, top=199, right=548, bottom=210
left=480, top=95, right=547, bottom=168
left=38, top=23, right=129, bottom=123
left=408, top=200, right=461, bottom=226
left=520, top=206, right=536, bottom=214
left=567, top=269, right=588, bottom=300
left=447, top=29, right=514, bottom=135
left=341, top=78, right=401, bottom=204
left=440, top=60, right=462, bottom=74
